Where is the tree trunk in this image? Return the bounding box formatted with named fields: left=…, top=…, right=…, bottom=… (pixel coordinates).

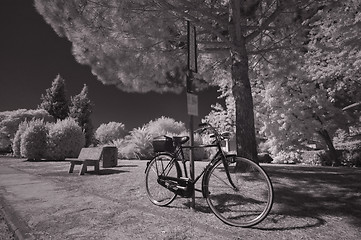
left=317, top=129, right=341, bottom=166
left=229, top=0, right=258, bottom=162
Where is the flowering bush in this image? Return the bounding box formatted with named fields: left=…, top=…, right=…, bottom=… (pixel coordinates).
left=46, top=118, right=85, bottom=160
left=20, top=119, right=47, bottom=160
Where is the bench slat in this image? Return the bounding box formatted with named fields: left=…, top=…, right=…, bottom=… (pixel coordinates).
left=77, top=148, right=103, bottom=160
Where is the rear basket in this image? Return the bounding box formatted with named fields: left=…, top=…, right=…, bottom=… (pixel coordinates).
left=152, top=136, right=175, bottom=153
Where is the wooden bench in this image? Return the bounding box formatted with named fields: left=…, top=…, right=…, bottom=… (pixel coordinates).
left=66, top=147, right=103, bottom=175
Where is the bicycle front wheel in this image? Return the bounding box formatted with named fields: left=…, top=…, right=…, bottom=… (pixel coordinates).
left=145, top=153, right=181, bottom=206
left=204, top=157, right=273, bottom=227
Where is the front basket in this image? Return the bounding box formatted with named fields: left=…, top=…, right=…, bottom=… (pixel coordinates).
left=152, top=136, right=175, bottom=153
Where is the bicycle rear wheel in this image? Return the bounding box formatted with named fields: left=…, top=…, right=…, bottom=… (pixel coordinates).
left=145, top=153, right=181, bottom=206
left=204, top=157, right=273, bottom=227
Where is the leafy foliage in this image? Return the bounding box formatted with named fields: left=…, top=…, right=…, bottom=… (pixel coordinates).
left=181, top=132, right=208, bottom=161
left=203, top=102, right=235, bottom=134
left=20, top=119, right=48, bottom=160
left=256, top=73, right=345, bottom=154
left=303, top=0, right=361, bottom=126
left=69, top=84, right=94, bottom=146
left=272, top=151, right=302, bottom=165
left=146, top=116, right=186, bottom=138
left=247, top=0, right=361, bottom=165
left=39, top=74, right=69, bottom=120
left=95, top=122, right=127, bottom=145
left=0, top=109, right=53, bottom=152
left=33, top=0, right=312, bottom=91
left=46, top=118, right=85, bottom=160
left=13, top=121, right=29, bottom=157
left=112, top=117, right=187, bottom=160
left=116, top=126, right=153, bottom=160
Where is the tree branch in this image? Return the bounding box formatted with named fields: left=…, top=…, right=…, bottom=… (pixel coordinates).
left=154, top=0, right=238, bottom=50
left=245, top=0, right=283, bottom=42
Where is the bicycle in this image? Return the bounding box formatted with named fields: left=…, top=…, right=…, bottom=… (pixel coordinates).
left=145, top=123, right=274, bottom=227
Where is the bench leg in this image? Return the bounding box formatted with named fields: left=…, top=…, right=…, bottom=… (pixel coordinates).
left=80, top=162, right=88, bottom=175
left=94, top=161, right=100, bottom=174
left=69, top=162, right=75, bottom=173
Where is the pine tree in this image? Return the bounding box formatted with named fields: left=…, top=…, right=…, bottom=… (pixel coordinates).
left=69, top=84, right=94, bottom=146
left=39, top=74, right=69, bottom=120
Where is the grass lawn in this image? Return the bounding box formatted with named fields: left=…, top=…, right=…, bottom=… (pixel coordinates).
left=0, top=156, right=360, bottom=239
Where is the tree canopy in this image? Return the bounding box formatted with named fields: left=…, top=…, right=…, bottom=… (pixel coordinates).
left=34, top=0, right=338, bottom=160
left=34, top=0, right=312, bottom=92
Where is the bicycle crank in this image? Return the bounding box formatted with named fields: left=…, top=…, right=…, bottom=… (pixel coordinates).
left=157, top=176, right=194, bottom=198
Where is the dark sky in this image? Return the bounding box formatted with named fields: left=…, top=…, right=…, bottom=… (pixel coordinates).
left=0, top=0, right=221, bottom=130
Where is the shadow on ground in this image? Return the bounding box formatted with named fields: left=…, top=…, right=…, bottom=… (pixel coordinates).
left=262, top=165, right=361, bottom=230
left=89, top=169, right=129, bottom=175
left=148, top=164, right=361, bottom=231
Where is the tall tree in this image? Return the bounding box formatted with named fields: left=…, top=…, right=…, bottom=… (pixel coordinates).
left=256, top=71, right=346, bottom=166
left=39, top=74, right=69, bottom=120
left=251, top=0, right=361, bottom=165
left=69, top=84, right=94, bottom=146
left=34, top=0, right=314, bottom=160
left=303, top=0, right=361, bottom=120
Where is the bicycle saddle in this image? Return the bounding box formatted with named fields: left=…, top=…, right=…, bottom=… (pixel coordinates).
left=172, top=136, right=190, bottom=145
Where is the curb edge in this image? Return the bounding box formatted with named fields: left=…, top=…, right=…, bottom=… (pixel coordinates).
left=0, top=193, right=35, bottom=240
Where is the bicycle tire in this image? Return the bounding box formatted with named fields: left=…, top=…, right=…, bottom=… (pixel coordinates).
left=204, top=156, right=273, bottom=227
left=145, top=153, right=181, bottom=206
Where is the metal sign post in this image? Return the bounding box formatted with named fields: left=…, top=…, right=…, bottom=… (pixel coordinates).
left=187, top=20, right=197, bottom=210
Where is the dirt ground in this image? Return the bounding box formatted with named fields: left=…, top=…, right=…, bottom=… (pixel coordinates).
left=0, top=210, right=15, bottom=240
left=0, top=156, right=360, bottom=239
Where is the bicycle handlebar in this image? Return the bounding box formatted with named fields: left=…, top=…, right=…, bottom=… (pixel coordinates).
left=195, top=122, right=230, bottom=144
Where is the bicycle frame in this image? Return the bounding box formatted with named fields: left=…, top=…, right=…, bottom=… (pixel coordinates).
left=169, top=140, right=238, bottom=198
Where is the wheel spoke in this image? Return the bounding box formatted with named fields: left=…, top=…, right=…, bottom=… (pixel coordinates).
left=145, top=154, right=180, bottom=206
left=210, top=170, right=238, bottom=191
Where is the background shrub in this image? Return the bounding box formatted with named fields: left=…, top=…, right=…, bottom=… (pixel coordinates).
left=341, top=149, right=361, bottom=167
left=181, top=132, right=208, bottom=160
left=146, top=117, right=186, bottom=137
left=300, top=150, right=323, bottom=166
left=20, top=119, right=47, bottom=160
left=337, top=141, right=361, bottom=167
left=272, top=151, right=302, bottom=164
left=258, top=153, right=273, bottom=163
left=116, top=126, right=153, bottom=160
left=112, top=117, right=187, bottom=160
left=0, top=109, right=53, bottom=152
left=13, top=121, right=30, bottom=157
left=46, top=118, right=85, bottom=160
left=95, top=121, right=127, bottom=144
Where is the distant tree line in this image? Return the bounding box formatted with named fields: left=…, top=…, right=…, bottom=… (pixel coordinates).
left=38, top=74, right=94, bottom=146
